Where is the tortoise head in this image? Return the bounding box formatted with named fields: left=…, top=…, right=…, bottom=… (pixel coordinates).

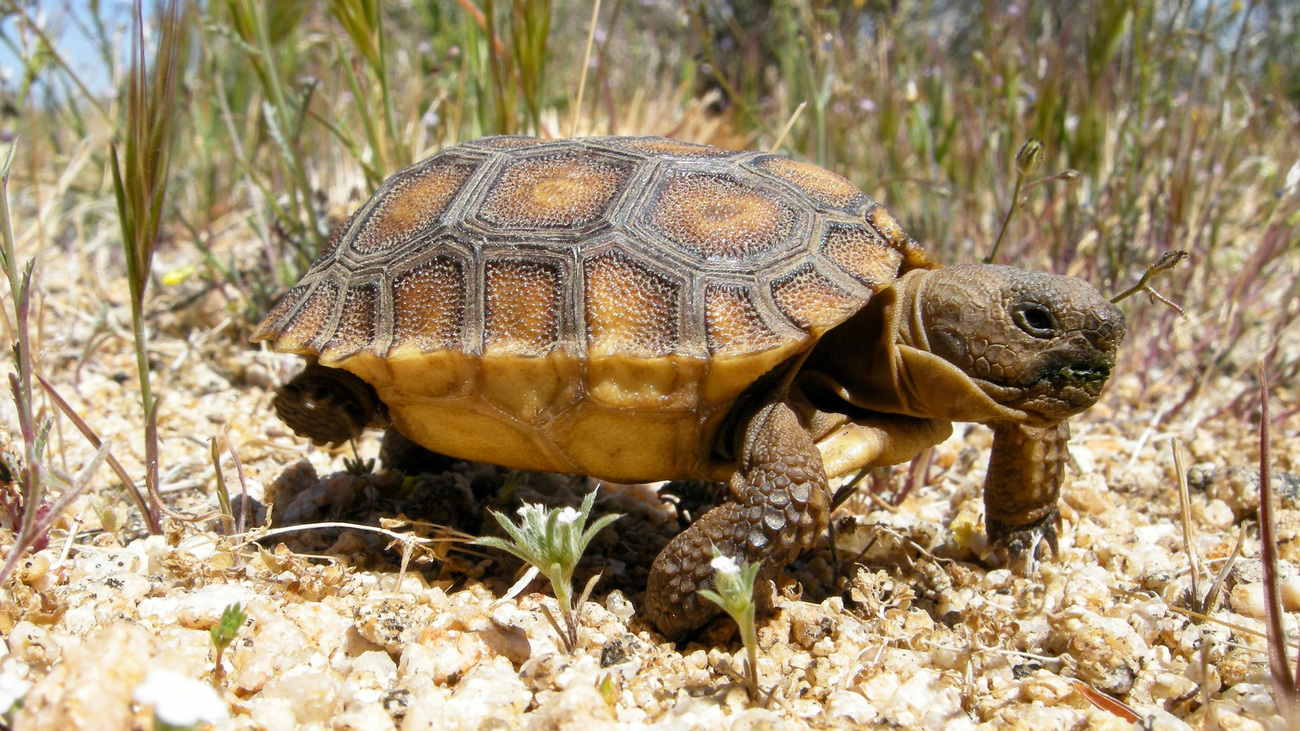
left=272, top=362, right=385, bottom=447
left=898, top=263, right=1126, bottom=424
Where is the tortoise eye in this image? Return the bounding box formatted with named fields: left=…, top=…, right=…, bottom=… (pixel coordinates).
left=1012, top=302, right=1058, bottom=338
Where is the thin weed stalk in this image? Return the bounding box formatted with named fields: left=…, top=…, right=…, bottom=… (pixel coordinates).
left=1257, top=365, right=1300, bottom=722
left=0, top=140, right=48, bottom=585
left=109, top=0, right=190, bottom=530
left=327, top=0, right=411, bottom=182
left=984, top=139, right=1043, bottom=264
left=222, top=0, right=326, bottom=259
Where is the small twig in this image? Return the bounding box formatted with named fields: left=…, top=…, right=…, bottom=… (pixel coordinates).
left=227, top=520, right=469, bottom=552
left=1112, top=586, right=1271, bottom=641
left=830, top=468, right=872, bottom=511
left=1022, top=169, right=1080, bottom=192
left=1066, top=678, right=1140, bottom=722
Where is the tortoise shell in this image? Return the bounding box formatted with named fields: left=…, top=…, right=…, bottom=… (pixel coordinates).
left=253, top=136, right=935, bottom=482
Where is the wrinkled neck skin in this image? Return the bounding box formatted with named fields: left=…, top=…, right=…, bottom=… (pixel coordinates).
left=804, top=269, right=1030, bottom=428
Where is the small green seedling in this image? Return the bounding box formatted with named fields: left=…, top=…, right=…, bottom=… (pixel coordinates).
left=473, top=491, right=621, bottom=653
left=697, top=546, right=763, bottom=702
left=210, top=603, right=247, bottom=682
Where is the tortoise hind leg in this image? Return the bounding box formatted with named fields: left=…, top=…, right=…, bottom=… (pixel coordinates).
left=645, top=400, right=830, bottom=639
left=380, top=428, right=454, bottom=475
left=984, top=421, right=1070, bottom=559
left=272, top=363, right=384, bottom=447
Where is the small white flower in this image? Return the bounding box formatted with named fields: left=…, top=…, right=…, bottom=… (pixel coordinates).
left=0, top=672, right=31, bottom=713
left=133, top=669, right=229, bottom=726
left=517, top=502, right=544, bottom=518
left=555, top=507, right=580, bottom=525
left=711, top=554, right=740, bottom=575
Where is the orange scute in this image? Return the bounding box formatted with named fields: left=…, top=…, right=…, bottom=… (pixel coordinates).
left=755, top=156, right=863, bottom=208
left=650, top=173, right=794, bottom=261
left=480, top=154, right=629, bottom=229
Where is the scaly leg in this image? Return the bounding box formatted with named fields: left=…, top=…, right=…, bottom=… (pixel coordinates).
left=984, top=421, right=1070, bottom=558
left=379, top=429, right=453, bottom=475
left=645, top=401, right=829, bottom=639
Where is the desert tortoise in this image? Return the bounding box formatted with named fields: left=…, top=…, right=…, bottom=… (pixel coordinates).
left=253, top=136, right=1126, bottom=638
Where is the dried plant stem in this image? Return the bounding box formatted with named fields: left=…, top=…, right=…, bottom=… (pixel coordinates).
left=1110, top=250, right=1189, bottom=307
left=984, top=169, right=1025, bottom=265
left=568, top=0, right=603, bottom=138
left=770, top=101, right=807, bottom=153
left=1257, top=364, right=1300, bottom=719
left=1171, top=439, right=1203, bottom=607
left=36, top=374, right=156, bottom=531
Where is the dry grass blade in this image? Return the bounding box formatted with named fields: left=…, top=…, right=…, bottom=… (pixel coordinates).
left=568, top=0, right=603, bottom=138
left=1066, top=678, right=1140, bottom=723
left=769, top=101, right=807, bottom=153
left=211, top=436, right=234, bottom=534
left=1201, top=525, right=1247, bottom=616
left=35, top=374, right=154, bottom=531
left=1257, top=364, right=1300, bottom=720
left=210, top=427, right=252, bottom=535
left=1171, top=438, right=1204, bottom=608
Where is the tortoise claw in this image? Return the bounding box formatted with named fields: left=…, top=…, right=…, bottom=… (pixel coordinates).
left=987, top=507, right=1060, bottom=571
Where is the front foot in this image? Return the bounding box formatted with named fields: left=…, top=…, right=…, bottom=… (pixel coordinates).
left=987, top=507, right=1060, bottom=567
left=644, top=401, right=829, bottom=639
left=983, top=421, right=1069, bottom=570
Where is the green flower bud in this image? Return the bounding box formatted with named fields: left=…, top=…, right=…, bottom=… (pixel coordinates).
left=1016, top=138, right=1045, bottom=177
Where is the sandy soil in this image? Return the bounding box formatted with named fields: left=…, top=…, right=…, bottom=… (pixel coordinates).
left=2, top=221, right=1298, bottom=730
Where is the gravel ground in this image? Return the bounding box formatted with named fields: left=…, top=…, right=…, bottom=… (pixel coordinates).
left=2, top=229, right=1298, bottom=730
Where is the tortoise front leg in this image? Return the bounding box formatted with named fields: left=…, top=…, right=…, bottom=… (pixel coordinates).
left=645, top=401, right=830, bottom=640
left=984, top=421, right=1070, bottom=558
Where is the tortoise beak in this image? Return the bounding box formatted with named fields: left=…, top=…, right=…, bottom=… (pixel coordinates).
left=1012, top=300, right=1126, bottom=418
